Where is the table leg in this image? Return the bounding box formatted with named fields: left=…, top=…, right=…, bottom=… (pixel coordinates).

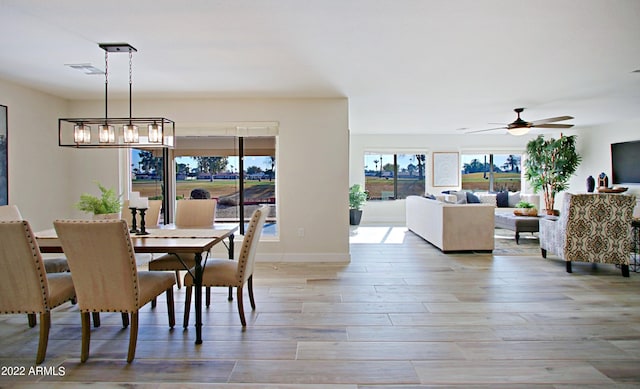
left=228, top=234, right=235, bottom=301
left=194, top=251, right=203, bottom=345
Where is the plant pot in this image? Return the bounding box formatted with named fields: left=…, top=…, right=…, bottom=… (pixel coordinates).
left=543, top=209, right=560, bottom=216
left=93, top=212, right=122, bottom=220
left=349, top=209, right=363, bottom=225
left=514, top=208, right=538, bottom=217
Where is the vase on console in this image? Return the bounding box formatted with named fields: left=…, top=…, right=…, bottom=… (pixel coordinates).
left=586, top=175, right=595, bottom=193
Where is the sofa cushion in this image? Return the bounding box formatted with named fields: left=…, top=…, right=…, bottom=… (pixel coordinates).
left=508, top=191, right=521, bottom=207
left=466, top=192, right=481, bottom=204
left=496, top=191, right=509, bottom=207
left=451, top=191, right=467, bottom=204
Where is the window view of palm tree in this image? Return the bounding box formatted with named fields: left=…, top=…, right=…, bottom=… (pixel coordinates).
left=364, top=153, right=426, bottom=200
left=131, top=149, right=164, bottom=199
left=461, top=154, right=522, bottom=192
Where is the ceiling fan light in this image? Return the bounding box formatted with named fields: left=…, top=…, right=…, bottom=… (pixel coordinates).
left=73, top=124, right=91, bottom=143
left=507, top=127, right=530, bottom=136
left=123, top=124, right=139, bottom=143
left=148, top=123, right=162, bottom=143
left=98, top=124, right=115, bottom=143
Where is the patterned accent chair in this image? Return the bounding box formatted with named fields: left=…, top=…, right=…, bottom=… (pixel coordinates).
left=540, top=193, right=636, bottom=277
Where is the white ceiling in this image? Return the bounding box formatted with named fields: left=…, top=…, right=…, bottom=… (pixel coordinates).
left=1, top=0, right=639, bottom=135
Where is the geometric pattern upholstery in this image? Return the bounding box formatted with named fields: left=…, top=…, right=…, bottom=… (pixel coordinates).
left=540, top=193, right=636, bottom=276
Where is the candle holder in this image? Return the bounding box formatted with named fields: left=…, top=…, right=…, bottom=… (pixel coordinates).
left=136, top=208, right=150, bottom=235
left=129, top=207, right=139, bottom=233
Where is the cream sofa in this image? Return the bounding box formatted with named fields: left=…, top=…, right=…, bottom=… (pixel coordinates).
left=406, top=195, right=495, bottom=252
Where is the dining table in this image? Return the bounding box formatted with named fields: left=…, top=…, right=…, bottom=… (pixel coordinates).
left=35, top=224, right=238, bottom=345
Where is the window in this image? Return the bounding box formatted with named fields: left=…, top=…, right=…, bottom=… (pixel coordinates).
left=461, top=153, right=522, bottom=192
left=173, top=136, right=277, bottom=236
left=128, top=133, right=277, bottom=237
left=131, top=148, right=164, bottom=199
left=364, top=153, right=426, bottom=200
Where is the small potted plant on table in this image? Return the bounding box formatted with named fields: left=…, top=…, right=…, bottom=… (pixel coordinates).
left=75, top=182, right=122, bottom=220
left=513, top=201, right=538, bottom=217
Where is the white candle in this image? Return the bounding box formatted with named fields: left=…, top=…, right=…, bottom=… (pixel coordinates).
left=139, top=197, right=149, bottom=209
left=129, top=192, right=140, bottom=208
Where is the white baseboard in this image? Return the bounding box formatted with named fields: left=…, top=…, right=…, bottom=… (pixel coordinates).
left=256, top=253, right=351, bottom=263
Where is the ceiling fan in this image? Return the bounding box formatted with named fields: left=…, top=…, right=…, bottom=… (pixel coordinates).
left=466, top=108, right=574, bottom=136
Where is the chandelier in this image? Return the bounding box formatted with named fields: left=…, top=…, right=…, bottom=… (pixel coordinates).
left=59, top=43, right=174, bottom=148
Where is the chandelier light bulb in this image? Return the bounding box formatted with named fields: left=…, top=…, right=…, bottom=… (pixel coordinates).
left=123, top=124, right=139, bottom=143
left=148, top=123, right=162, bottom=143
left=73, top=124, right=91, bottom=143
left=99, top=124, right=116, bottom=143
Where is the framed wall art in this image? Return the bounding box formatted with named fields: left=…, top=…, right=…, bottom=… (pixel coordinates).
left=432, top=152, right=459, bottom=187
left=0, top=105, right=6, bottom=205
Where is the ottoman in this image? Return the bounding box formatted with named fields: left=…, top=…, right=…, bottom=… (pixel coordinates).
left=494, top=213, right=540, bottom=244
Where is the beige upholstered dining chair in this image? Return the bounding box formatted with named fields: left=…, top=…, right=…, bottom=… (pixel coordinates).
left=148, top=199, right=217, bottom=288
left=0, top=220, right=76, bottom=364
left=0, top=204, right=72, bottom=327
left=183, top=205, right=269, bottom=327
left=0, top=205, right=69, bottom=274
left=54, top=219, right=176, bottom=363
left=122, top=199, right=163, bottom=228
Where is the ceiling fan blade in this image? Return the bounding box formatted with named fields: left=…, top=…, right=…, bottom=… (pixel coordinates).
left=531, top=116, right=574, bottom=125
left=532, top=123, right=574, bottom=129
left=465, top=127, right=507, bottom=134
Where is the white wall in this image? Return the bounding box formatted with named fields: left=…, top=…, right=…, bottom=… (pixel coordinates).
left=350, top=132, right=539, bottom=224
left=0, top=78, right=76, bottom=231
left=67, top=97, right=351, bottom=262
left=568, top=119, right=640, bottom=215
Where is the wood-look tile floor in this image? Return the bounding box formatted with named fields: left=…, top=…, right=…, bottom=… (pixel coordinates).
left=2, top=226, right=640, bottom=388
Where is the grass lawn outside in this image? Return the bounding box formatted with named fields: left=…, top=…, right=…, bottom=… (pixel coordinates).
left=461, top=172, right=521, bottom=192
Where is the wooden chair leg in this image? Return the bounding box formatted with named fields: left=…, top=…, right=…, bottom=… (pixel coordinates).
left=206, top=287, right=211, bottom=307
left=36, top=312, right=50, bottom=364
left=28, top=313, right=37, bottom=328
left=81, top=311, right=91, bottom=363
left=127, top=312, right=139, bottom=363
left=541, top=248, right=547, bottom=258
left=166, top=288, right=175, bottom=329
left=183, top=285, right=192, bottom=328
left=175, top=270, right=182, bottom=289
left=121, top=313, right=130, bottom=328
left=566, top=261, right=572, bottom=273
left=237, top=286, right=246, bottom=327
left=248, top=275, right=256, bottom=310
left=92, top=312, right=101, bottom=327
left=151, top=298, right=157, bottom=308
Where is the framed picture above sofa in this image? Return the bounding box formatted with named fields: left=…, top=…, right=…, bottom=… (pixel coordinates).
left=432, top=152, right=459, bottom=187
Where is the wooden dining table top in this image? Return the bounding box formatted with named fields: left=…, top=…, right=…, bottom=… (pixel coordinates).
left=35, top=225, right=238, bottom=254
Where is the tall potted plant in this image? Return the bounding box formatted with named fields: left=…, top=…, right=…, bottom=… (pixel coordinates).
left=524, top=134, right=581, bottom=215
left=349, top=184, right=367, bottom=225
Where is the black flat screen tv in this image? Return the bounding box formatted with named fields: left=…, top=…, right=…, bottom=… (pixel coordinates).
left=611, top=140, right=640, bottom=184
